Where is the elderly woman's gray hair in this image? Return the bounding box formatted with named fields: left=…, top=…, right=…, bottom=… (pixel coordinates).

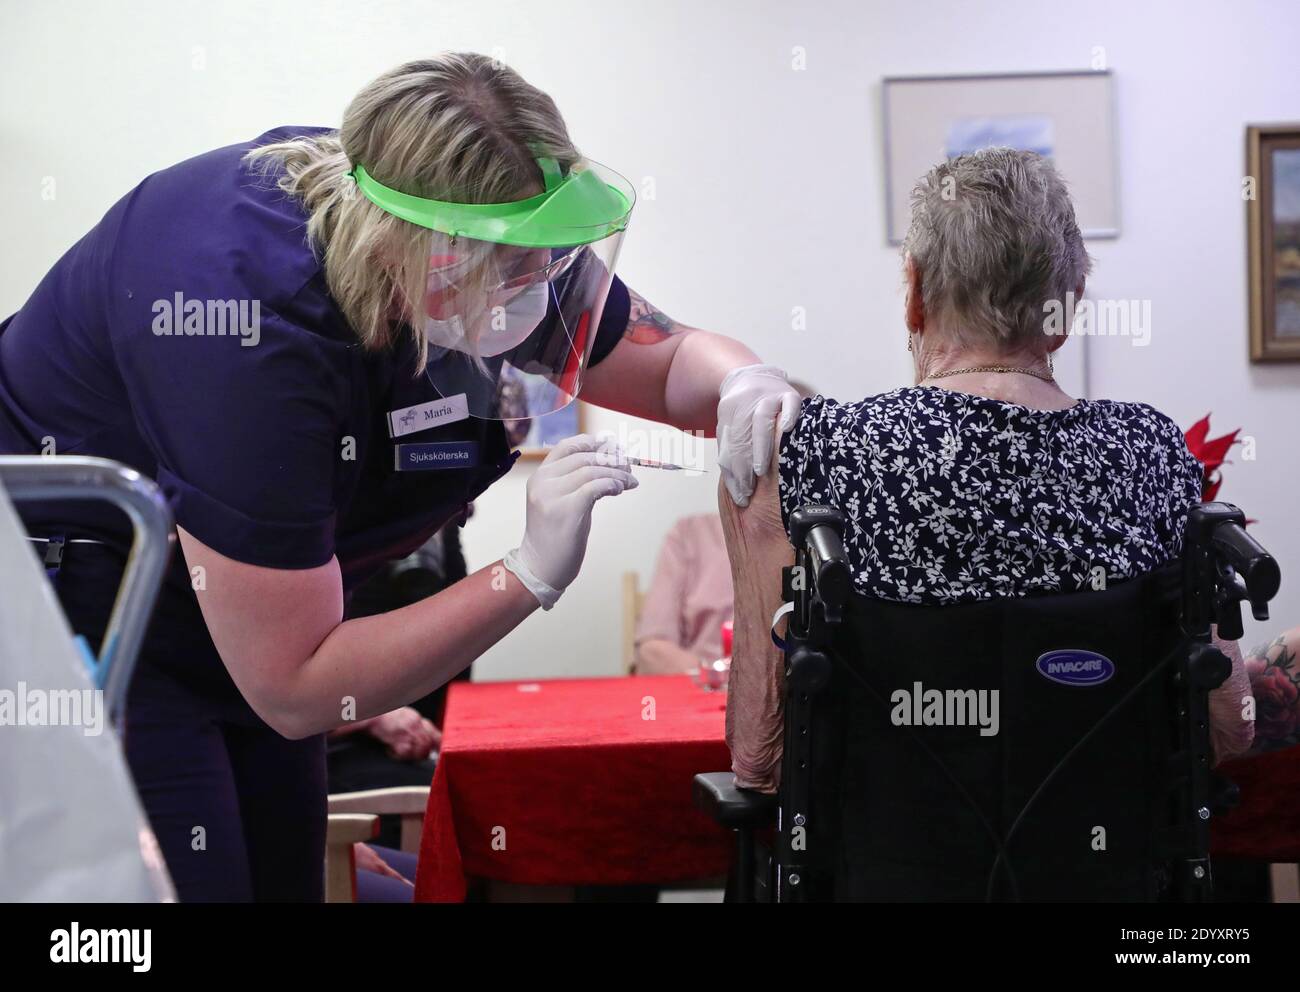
left=902, top=147, right=1092, bottom=354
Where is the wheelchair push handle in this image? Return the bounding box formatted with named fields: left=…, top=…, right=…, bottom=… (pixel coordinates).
left=1184, top=502, right=1281, bottom=640
left=1210, top=521, right=1280, bottom=619
left=788, top=506, right=851, bottom=613
left=1187, top=502, right=1280, bottom=616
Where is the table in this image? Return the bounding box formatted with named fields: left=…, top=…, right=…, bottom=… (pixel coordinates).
left=1212, top=748, right=1300, bottom=862
left=414, top=674, right=734, bottom=902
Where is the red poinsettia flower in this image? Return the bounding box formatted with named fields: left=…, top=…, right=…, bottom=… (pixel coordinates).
left=1184, top=413, right=1240, bottom=502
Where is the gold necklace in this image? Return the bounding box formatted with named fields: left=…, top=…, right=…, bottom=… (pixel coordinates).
left=924, top=362, right=1055, bottom=383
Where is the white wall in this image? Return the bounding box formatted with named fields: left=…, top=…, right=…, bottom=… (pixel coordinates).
left=3, top=0, right=1298, bottom=680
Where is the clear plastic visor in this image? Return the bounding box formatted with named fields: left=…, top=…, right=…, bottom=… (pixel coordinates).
left=421, top=225, right=626, bottom=421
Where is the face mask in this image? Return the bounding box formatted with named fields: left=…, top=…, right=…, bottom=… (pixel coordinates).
left=424, top=280, right=551, bottom=358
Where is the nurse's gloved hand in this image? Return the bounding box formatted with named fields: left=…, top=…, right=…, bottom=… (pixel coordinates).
left=504, top=434, right=638, bottom=610
left=716, top=364, right=802, bottom=507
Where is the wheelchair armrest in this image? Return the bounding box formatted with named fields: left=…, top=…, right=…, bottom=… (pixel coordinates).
left=693, top=772, right=778, bottom=830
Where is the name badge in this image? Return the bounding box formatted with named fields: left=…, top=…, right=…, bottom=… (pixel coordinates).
left=388, top=393, right=469, bottom=438
left=394, top=441, right=479, bottom=472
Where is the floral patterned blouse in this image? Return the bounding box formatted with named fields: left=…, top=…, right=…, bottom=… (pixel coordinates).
left=777, top=387, right=1204, bottom=604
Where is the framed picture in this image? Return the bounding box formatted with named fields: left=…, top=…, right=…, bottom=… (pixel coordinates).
left=511, top=401, right=586, bottom=460
left=1247, top=124, right=1300, bottom=362
left=882, top=70, right=1119, bottom=245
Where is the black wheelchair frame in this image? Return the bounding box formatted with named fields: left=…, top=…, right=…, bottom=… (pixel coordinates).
left=695, top=501, right=1281, bottom=903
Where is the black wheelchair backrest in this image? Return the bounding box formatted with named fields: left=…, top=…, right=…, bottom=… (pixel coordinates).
left=776, top=501, right=1277, bottom=902
left=814, top=570, right=1185, bottom=901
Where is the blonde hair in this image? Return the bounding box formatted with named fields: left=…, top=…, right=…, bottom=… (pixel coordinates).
left=245, top=53, right=579, bottom=370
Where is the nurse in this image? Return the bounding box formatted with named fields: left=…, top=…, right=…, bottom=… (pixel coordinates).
left=0, top=54, right=799, bottom=901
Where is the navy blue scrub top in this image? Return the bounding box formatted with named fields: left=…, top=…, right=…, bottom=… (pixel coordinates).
left=0, top=126, right=630, bottom=701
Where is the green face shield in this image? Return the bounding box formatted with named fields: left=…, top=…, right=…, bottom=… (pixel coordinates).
left=350, top=155, right=635, bottom=421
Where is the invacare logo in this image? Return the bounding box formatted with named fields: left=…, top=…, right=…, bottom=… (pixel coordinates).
left=50, top=923, right=150, bottom=972
left=1036, top=649, right=1116, bottom=687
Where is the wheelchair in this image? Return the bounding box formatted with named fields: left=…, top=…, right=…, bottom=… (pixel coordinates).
left=695, top=502, right=1281, bottom=902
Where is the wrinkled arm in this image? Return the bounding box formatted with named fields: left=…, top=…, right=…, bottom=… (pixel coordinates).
left=717, top=468, right=792, bottom=792
left=1208, top=630, right=1254, bottom=764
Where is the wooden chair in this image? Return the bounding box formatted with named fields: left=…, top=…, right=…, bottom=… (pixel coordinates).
left=323, top=785, right=431, bottom=903
left=622, top=571, right=645, bottom=673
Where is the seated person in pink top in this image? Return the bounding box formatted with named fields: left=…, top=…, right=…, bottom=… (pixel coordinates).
left=634, top=514, right=734, bottom=674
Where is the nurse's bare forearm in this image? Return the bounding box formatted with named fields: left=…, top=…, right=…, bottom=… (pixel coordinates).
left=664, top=328, right=760, bottom=435
left=181, top=527, right=537, bottom=739
left=284, top=563, right=538, bottom=737
left=580, top=288, right=759, bottom=433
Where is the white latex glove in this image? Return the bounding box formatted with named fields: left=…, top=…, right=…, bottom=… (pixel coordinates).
left=503, top=434, right=638, bottom=609
left=716, top=364, right=802, bottom=507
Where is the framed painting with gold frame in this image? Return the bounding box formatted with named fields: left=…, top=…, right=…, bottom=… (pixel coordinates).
left=1247, top=124, right=1300, bottom=362
left=512, top=401, right=587, bottom=460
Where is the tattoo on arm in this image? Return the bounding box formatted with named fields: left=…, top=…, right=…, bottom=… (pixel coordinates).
left=1244, top=632, right=1300, bottom=751
left=624, top=288, right=681, bottom=345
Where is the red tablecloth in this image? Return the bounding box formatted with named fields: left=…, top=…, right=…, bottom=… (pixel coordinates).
left=414, top=674, right=734, bottom=901
left=1211, top=747, right=1300, bottom=861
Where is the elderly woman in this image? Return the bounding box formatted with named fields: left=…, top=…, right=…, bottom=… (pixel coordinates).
left=721, top=147, right=1254, bottom=794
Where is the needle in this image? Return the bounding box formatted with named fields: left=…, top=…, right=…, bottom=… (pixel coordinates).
left=626, top=457, right=709, bottom=475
